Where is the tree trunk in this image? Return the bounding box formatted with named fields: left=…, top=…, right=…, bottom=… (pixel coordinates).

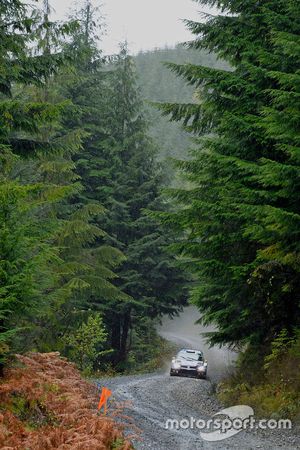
left=0, top=362, right=4, bottom=377
left=118, top=312, right=131, bottom=366
left=110, top=315, right=121, bottom=365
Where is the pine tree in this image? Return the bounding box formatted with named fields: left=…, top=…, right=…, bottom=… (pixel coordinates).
left=14, top=1, right=126, bottom=355
left=0, top=0, right=122, bottom=368
left=158, top=0, right=300, bottom=348
left=61, top=21, right=187, bottom=367
left=0, top=0, right=69, bottom=367
left=96, top=46, right=187, bottom=366
left=38, top=2, right=129, bottom=363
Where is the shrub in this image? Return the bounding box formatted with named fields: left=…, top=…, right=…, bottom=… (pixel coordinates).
left=219, top=330, right=300, bottom=420
left=65, top=314, right=111, bottom=374
left=0, top=352, right=133, bottom=449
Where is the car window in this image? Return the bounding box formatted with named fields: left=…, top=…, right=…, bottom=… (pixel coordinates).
left=177, top=350, right=203, bottom=361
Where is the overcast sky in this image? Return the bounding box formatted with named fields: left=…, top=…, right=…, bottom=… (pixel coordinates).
left=50, top=0, right=214, bottom=54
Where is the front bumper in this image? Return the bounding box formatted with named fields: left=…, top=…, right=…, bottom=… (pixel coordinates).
left=170, top=366, right=207, bottom=377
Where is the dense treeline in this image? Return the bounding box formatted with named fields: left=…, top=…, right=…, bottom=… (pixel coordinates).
left=0, top=0, right=186, bottom=374
left=159, top=0, right=300, bottom=416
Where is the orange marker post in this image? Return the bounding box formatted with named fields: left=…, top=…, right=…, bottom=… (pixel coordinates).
left=98, top=387, right=112, bottom=414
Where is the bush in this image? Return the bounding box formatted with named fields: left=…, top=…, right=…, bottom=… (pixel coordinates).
left=66, top=313, right=111, bottom=374
left=219, top=330, right=300, bottom=420
left=0, top=352, right=132, bottom=449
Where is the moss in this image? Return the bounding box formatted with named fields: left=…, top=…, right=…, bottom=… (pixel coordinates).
left=42, top=382, right=60, bottom=394
left=111, top=438, right=125, bottom=449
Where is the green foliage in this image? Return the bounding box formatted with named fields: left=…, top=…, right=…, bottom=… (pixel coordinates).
left=60, top=25, right=187, bottom=369
left=66, top=313, right=110, bottom=374
left=158, top=0, right=300, bottom=349
left=264, top=329, right=295, bottom=369
left=219, top=330, right=300, bottom=419
left=0, top=0, right=78, bottom=365
left=96, top=45, right=187, bottom=367
left=0, top=1, right=124, bottom=372
left=0, top=180, right=60, bottom=364
left=0, top=0, right=187, bottom=375
left=5, top=394, right=58, bottom=429
left=110, top=438, right=125, bottom=450
left=125, top=319, right=176, bottom=374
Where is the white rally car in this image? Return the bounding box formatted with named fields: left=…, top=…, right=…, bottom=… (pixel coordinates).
left=170, top=348, right=208, bottom=379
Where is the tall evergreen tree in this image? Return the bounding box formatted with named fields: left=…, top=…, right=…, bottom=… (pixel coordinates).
left=96, top=46, right=187, bottom=366
left=159, top=0, right=300, bottom=348
left=0, top=0, right=124, bottom=369
left=51, top=3, right=132, bottom=366
left=62, top=21, right=187, bottom=366
left=15, top=1, right=126, bottom=356
left=0, top=0, right=71, bottom=368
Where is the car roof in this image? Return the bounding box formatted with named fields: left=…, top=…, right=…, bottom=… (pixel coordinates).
left=178, top=349, right=202, bottom=354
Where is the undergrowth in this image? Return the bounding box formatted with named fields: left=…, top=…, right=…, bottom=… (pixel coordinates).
left=0, top=352, right=134, bottom=449
left=218, top=331, right=300, bottom=420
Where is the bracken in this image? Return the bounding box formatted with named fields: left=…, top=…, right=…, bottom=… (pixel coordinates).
left=0, top=352, right=133, bottom=449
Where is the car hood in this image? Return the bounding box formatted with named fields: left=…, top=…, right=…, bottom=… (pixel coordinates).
left=177, top=359, right=199, bottom=367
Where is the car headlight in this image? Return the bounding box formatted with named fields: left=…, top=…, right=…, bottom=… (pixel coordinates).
left=173, top=360, right=181, bottom=369
left=197, top=365, right=206, bottom=372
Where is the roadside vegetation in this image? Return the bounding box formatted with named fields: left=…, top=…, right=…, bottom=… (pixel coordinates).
left=219, top=332, right=300, bottom=419
left=0, top=352, right=133, bottom=449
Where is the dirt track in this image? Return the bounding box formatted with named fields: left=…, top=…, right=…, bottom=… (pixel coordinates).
left=96, top=307, right=299, bottom=449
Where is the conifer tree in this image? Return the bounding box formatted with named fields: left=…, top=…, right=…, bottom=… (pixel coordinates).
left=14, top=1, right=126, bottom=355
left=0, top=0, right=70, bottom=368
left=95, top=46, right=187, bottom=366
left=0, top=0, right=123, bottom=367
left=62, top=21, right=187, bottom=366
left=159, top=0, right=300, bottom=348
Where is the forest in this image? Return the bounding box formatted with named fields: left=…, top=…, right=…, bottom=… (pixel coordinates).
left=0, top=0, right=188, bottom=376
left=1, top=0, right=300, bottom=434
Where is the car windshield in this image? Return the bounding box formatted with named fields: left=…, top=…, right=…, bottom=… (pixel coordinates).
left=177, top=350, right=203, bottom=362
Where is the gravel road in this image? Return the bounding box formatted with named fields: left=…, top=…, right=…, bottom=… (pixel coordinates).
left=96, top=307, right=300, bottom=450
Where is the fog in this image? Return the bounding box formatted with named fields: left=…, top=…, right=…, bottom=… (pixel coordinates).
left=49, top=0, right=217, bottom=54
left=158, top=306, right=237, bottom=381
